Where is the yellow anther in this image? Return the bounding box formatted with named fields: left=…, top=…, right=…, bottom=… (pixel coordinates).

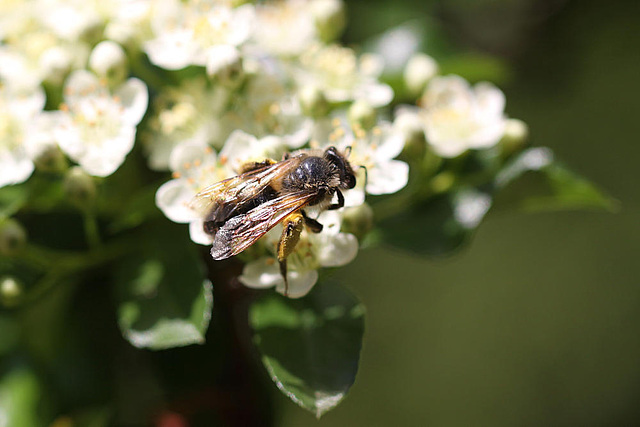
left=269, top=104, right=280, bottom=115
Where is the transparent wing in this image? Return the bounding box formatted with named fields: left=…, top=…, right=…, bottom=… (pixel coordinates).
left=188, top=158, right=298, bottom=221
left=210, top=191, right=316, bottom=260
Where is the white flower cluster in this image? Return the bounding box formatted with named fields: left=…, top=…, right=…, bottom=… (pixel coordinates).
left=394, top=54, right=525, bottom=158
left=1, top=0, right=523, bottom=298
left=0, top=0, right=149, bottom=183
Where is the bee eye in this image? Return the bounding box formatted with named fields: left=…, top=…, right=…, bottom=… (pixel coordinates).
left=346, top=173, right=356, bottom=189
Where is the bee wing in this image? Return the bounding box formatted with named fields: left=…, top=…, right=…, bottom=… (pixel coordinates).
left=210, top=191, right=316, bottom=260
left=188, top=159, right=298, bottom=220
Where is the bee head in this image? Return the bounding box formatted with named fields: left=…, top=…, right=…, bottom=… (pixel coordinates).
left=324, top=146, right=356, bottom=189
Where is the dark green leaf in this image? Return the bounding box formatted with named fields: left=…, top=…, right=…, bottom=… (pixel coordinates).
left=114, top=221, right=213, bottom=350
left=0, top=185, right=28, bottom=217
left=494, top=147, right=618, bottom=212
left=108, top=184, right=164, bottom=233
left=380, top=148, right=615, bottom=256
left=250, top=282, right=365, bottom=418
left=379, top=186, right=492, bottom=256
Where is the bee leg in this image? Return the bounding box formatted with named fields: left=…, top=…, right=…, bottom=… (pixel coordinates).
left=237, top=158, right=277, bottom=174
left=328, top=189, right=345, bottom=210
left=301, top=210, right=323, bottom=233
left=277, top=211, right=304, bottom=296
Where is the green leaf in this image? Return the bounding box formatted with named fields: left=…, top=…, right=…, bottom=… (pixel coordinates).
left=380, top=147, right=615, bottom=256
left=250, top=282, right=365, bottom=418
left=379, top=186, right=492, bottom=256
left=0, top=185, right=28, bottom=217
left=494, top=147, right=618, bottom=212
left=0, top=367, right=45, bottom=427
left=114, top=221, right=213, bottom=350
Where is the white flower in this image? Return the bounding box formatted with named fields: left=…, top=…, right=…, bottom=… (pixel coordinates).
left=0, top=31, right=88, bottom=91
left=252, top=0, right=318, bottom=57
left=104, top=0, right=153, bottom=47
left=155, top=131, right=291, bottom=245
left=52, top=70, right=148, bottom=177
left=143, top=77, right=230, bottom=170
left=89, top=41, right=128, bottom=85
left=404, top=53, right=438, bottom=95
left=420, top=75, right=507, bottom=158
left=295, top=45, right=393, bottom=107
left=144, top=0, right=254, bottom=70
left=0, top=83, right=46, bottom=187
left=240, top=211, right=358, bottom=298
left=220, top=70, right=312, bottom=149
left=313, top=116, right=409, bottom=205
left=35, top=0, right=104, bottom=42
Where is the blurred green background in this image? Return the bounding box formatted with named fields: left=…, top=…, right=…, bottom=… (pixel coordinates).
left=281, top=0, right=640, bottom=425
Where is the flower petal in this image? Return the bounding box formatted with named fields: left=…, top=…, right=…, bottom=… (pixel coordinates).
left=365, top=159, right=409, bottom=195
left=117, top=78, right=149, bottom=125
left=316, top=233, right=358, bottom=267
left=155, top=179, right=198, bottom=223
left=189, top=220, right=213, bottom=245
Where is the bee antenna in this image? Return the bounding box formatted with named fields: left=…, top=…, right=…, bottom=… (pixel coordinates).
left=344, top=146, right=352, bottom=158
left=359, top=165, right=368, bottom=188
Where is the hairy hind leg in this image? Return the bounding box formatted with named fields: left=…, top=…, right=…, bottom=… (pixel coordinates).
left=277, top=211, right=304, bottom=296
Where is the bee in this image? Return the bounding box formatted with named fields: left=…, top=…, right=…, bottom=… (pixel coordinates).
left=189, top=146, right=357, bottom=295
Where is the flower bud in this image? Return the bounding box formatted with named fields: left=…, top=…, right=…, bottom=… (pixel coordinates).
left=298, top=85, right=329, bottom=118
left=63, top=167, right=97, bottom=207
left=499, top=118, right=529, bottom=155
left=32, top=145, right=67, bottom=173
left=206, top=45, right=244, bottom=88
left=348, top=100, right=376, bottom=131
left=89, top=41, right=128, bottom=85
left=404, top=53, right=438, bottom=97
left=340, top=203, right=374, bottom=240
left=40, top=46, right=74, bottom=86
left=1, top=276, right=23, bottom=307
left=430, top=171, right=455, bottom=194
left=0, top=219, right=27, bottom=256
left=311, top=0, right=346, bottom=43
